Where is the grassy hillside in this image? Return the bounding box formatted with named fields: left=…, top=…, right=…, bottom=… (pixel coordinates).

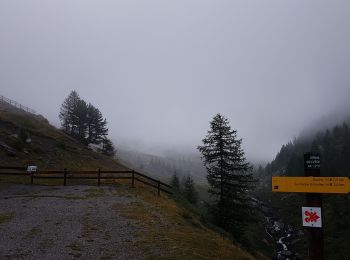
left=0, top=109, right=127, bottom=171
left=114, top=183, right=257, bottom=259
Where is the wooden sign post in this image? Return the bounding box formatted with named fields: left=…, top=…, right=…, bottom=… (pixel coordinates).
left=272, top=153, right=326, bottom=260
left=304, top=152, right=324, bottom=260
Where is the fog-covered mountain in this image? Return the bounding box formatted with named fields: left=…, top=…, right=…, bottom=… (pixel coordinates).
left=118, top=147, right=207, bottom=185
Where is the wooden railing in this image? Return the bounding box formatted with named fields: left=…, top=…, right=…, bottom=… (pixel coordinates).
left=0, top=95, right=36, bottom=114
left=0, top=166, right=172, bottom=195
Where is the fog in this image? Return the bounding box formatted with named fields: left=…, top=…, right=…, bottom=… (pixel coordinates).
left=1, top=1, right=350, bottom=162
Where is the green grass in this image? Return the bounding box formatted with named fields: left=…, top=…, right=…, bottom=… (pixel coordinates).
left=0, top=212, right=15, bottom=224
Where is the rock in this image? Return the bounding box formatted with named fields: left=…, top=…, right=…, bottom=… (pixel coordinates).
left=276, top=244, right=284, bottom=251
left=280, top=250, right=292, bottom=256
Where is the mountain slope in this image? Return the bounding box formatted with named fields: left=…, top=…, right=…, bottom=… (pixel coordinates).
left=0, top=108, right=126, bottom=170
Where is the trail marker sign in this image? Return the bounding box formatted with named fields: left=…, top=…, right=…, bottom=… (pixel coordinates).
left=302, top=207, right=322, bottom=228
left=272, top=176, right=350, bottom=194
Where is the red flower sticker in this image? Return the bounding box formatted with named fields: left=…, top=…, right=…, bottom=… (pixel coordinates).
left=305, top=211, right=320, bottom=223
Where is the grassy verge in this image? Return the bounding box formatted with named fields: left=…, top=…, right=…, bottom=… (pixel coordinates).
left=112, top=184, right=254, bottom=260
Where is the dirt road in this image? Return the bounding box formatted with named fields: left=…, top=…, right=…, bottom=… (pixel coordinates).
left=0, top=184, right=145, bottom=260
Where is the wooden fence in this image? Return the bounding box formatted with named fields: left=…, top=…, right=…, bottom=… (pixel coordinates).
left=0, top=166, right=172, bottom=196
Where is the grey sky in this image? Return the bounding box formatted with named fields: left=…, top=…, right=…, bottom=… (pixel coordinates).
left=1, top=1, right=350, bottom=162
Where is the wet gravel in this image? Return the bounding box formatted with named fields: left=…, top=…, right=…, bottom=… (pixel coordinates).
left=0, top=184, right=145, bottom=260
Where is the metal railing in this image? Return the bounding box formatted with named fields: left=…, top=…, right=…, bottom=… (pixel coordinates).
left=0, top=95, right=36, bottom=114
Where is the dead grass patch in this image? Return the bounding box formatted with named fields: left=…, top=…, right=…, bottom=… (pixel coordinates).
left=111, top=185, right=255, bottom=260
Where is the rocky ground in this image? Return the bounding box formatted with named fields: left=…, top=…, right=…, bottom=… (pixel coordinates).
left=0, top=184, right=146, bottom=260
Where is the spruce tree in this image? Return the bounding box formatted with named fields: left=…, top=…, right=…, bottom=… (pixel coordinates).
left=170, top=172, right=181, bottom=194
left=86, top=104, right=108, bottom=144
left=59, top=90, right=80, bottom=134
left=182, top=174, right=198, bottom=204
left=59, top=91, right=110, bottom=147
left=101, top=137, right=116, bottom=157
left=197, top=114, right=254, bottom=237
left=74, top=99, right=88, bottom=143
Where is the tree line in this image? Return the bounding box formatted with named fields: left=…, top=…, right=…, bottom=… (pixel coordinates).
left=171, top=173, right=198, bottom=205
left=265, top=121, right=350, bottom=177
left=59, top=90, right=115, bottom=156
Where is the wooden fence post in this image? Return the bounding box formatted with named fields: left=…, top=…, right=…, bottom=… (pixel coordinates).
left=98, top=168, right=101, bottom=186
left=64, top=168, right=67, bottom=186
left=132, top=170, right=135, bottom=188
left=157, top=180, right=160, bottom=196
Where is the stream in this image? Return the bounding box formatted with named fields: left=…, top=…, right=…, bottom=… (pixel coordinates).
left=252, top=197, right=304, bottom=260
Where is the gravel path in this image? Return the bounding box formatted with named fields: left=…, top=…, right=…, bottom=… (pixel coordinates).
left=0, top=184, right=146, bottom=260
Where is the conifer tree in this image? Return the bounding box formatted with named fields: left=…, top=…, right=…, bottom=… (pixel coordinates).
left=86, top=104, right=108, bottom=144
left=101, top=137, right=116, bottom=157
left=182, top=174, right=198, bottom=204
left=170, top=172, right=181, bottom=194
left=59, top=90, right=80, bottom=134
left=197, top=114, right=254, bottom=237
left=74, top=99, right=88, bottom=143
left=59, top=91, right=113, bottom=154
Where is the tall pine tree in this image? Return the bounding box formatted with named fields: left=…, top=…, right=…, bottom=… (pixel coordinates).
left=198, top=114, right=254, bottom=238
left=59, top=91, right=114, bottom=156
left=59, top=90, right=80, bottom=134
left=86, top=103, right=108, bottom=144
left=74, top=99, right=88, bottom=143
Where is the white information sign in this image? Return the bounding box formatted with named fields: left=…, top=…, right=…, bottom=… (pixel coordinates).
left=302, top=207, right=322, bottom=228
left=27, top=166, right=37, bottom=173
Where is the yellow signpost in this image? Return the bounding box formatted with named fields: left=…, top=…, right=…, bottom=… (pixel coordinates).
left=272, top=176, right=350, bottom=194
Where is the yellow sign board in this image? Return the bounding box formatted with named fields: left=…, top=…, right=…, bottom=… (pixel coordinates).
left=272, top=176, right=350, bottom=194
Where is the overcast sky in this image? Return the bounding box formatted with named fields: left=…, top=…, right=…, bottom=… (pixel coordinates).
left=1, top=0, right=350, bottom=162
